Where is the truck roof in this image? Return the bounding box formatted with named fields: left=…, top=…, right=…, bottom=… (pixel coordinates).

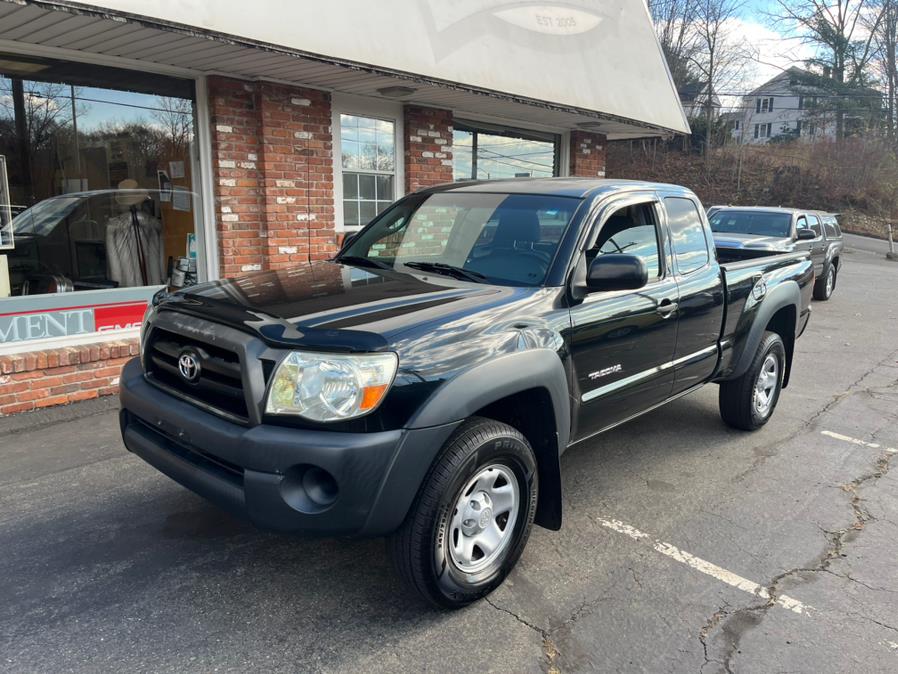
left=710, top=206, right=803, bottom=215
left=417, top=178, right=695, bottom=200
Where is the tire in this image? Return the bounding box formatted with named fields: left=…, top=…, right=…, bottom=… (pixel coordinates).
left=813, top=263, right=836, bottom=301
left=719, top=331, right=786, bottom=431
left=388, top=417, right=538, bottom=608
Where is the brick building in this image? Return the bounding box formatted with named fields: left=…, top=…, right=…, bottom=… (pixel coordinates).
left=0, top=0, right=689, bottom=414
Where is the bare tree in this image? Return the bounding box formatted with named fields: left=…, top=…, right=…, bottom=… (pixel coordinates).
left=772, top=0, right=886, bottom=138
left=869, top=0, right=898, bottom=141
left=648, top=0, right=702, bottom=90
left=0, top=80, right=76, bottom=150
left=689, top=0, right=749, bottom=154
left=152, top=96, right=193, bottom=153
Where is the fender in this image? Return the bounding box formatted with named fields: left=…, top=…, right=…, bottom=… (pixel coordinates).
left=407, top=348, right=570, bottom=440
left=406, top=348, right=571, bottom=530
left=729, top=280, right=800, bottom=384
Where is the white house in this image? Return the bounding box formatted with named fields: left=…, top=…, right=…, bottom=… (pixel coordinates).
left=737, top=68, right=879, bottom=144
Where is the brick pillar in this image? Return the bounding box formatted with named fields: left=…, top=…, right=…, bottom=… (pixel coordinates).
left=569, top=131, right=607, bottom=178
left=257, top=83, right=334, bottom=267
left=208, top=77, right=336, bottom=276
left=208, top=76, right=266, bottom=276
left=404, top=105, right=454, bottom=192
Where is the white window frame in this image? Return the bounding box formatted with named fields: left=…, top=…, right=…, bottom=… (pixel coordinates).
left=754, top=122, right=772, bottom=139
left=331, top=93, right=404, bottom=233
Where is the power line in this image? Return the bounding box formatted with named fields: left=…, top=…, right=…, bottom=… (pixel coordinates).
left=0, top=85, right=191, bottom=115
left=715, top=91, right=885, bottom=99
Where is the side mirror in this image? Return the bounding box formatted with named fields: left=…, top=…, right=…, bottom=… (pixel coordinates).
left=586, top=254, right=648, bottom=292
left=796, top=228, right=816, bottom=241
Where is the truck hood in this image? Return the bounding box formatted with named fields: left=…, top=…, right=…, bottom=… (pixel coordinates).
left=156, top=260, right=544, bottom=351
left=712, top=232, right=794, bottom=251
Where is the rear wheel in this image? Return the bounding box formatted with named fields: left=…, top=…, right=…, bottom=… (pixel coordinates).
left=813, top=263, right=836, bottom=300
left=719, top=331, right=785, bottom=431
left=388, top=417, right=538, bottom=608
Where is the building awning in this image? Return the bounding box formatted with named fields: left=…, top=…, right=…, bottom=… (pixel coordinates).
left=0, top=0, right=690, bottom=139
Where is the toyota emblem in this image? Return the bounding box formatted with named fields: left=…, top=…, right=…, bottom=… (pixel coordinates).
left=178, top=350, right=201, bottom=383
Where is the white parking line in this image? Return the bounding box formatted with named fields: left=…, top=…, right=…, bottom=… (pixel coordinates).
left=821, top=430, right=898, bottom=454
left=596, top=517, right=811, bottom=615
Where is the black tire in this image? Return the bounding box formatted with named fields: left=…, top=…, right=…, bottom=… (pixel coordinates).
left=388, top=417, right=538, bottom=608
left=719, top=331, right=786, bottom=431
left=813, top=263, right=836, bottom=301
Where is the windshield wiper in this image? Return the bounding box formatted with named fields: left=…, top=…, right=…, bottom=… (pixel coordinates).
left=400, top=260, right=488, bottom=283
left=336, top=255, right=392, bottom=270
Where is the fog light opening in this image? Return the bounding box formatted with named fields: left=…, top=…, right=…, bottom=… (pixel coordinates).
left=302, top=466, right=338, bottom=507
left=280, top=464, right=339, bottom=514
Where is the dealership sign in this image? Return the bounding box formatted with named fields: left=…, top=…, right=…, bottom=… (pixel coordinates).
left=0, top=301, right=147, bottom=344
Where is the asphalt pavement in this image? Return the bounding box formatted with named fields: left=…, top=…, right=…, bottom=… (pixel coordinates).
left=2, top=236, right=898, bottom=673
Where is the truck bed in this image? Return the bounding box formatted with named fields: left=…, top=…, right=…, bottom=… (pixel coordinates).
left=716, top=250, right=814, bottom=381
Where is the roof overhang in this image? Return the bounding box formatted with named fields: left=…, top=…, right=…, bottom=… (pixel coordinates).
left=0, top=0, right=690, bottom=139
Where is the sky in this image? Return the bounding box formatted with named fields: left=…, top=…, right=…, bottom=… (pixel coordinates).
left=713, top=0, right=819, bottom=108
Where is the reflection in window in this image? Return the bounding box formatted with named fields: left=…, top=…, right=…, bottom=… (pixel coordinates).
left=340, top=114, right=395, bottom=227
left=665, top=197, right=709, bottom=274
left=453, top=123, right=557, bottom=181
left=0, top=66, right=197, bottom=296
left=344, top=193, right=577, bottom=286
left=592, top=205, right=661, bottom=278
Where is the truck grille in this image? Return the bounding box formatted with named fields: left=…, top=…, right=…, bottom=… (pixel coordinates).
left=144, top=327, right=249, bottom=422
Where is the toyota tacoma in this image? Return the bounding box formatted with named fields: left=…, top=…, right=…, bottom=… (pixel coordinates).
left=119, top=179, right=813, bottom=607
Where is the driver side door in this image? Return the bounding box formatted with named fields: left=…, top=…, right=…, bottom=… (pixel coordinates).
left=568, top=196, right=679, bottom=441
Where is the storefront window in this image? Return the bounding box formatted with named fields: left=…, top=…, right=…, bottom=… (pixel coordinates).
left=340, top=114, right=395, bottom=227
left=453, top=121, right=559, bottom=181
left=0, top=54, right=201, bottom=346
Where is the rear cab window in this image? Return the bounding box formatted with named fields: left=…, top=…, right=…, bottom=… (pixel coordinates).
left=708, top=210, right=792, bottom=238
left=665, top=197, right=709, bottom=274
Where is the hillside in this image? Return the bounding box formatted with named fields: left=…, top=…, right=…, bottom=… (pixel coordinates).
left=607, top=139, right=898, bottom=239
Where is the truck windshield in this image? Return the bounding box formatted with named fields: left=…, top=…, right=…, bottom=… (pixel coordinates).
left=338, top=192, right=579, bottom=286
left=709, top=210, right=792, bottom=238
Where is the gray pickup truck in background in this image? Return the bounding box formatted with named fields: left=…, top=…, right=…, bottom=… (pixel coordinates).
left=708, top=206, right=844, bottom=300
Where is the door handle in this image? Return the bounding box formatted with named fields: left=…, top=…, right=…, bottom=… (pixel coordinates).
left=657, top=299, right=678, bottom=318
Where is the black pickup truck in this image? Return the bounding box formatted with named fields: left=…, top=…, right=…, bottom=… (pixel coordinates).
left=119, top=179, right=813, bottom=607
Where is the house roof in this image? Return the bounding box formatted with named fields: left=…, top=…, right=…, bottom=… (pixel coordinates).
left=747, top=67, right=881, bottom=99
left=678, top=81, right=722, bottom=107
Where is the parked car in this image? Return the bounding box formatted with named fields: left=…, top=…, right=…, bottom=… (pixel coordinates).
left=708, top=206, right=843, bottom=300
left=119, top=179, right=814, bottom=608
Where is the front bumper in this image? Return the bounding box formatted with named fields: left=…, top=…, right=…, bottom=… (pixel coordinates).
left=119, top=358, right=458, bottom=536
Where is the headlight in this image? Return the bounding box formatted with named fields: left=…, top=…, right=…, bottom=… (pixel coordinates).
left=265, top=351, right=398, bottom=421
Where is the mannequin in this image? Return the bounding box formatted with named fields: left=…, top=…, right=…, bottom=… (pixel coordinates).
left=105, top=179, right=164, bottom=287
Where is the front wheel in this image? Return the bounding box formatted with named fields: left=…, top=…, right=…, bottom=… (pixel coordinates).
left=719, top=331, right=785, bottom=431
left=388, top=417, right=538, bottom=608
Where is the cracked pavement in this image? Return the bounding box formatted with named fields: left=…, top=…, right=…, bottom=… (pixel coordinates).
left=2, top=233, right=898, bottom=673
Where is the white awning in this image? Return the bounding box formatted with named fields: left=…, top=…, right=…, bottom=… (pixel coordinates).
left=0, top=0, right=690, bottom=138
